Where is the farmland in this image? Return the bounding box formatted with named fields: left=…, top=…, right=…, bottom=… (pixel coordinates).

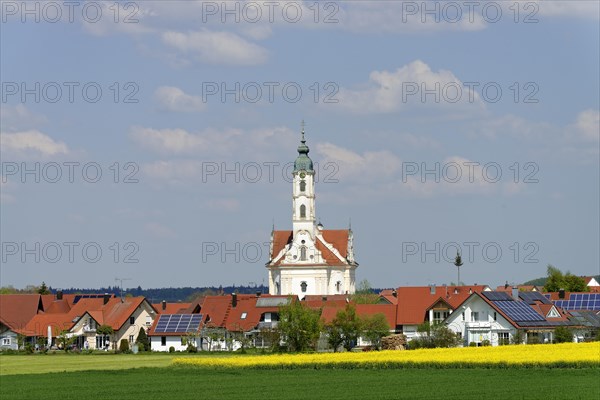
left=1, top=344, right=598, bottom=400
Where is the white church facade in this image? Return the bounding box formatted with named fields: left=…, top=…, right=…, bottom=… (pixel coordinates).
left=266, top=126, right=358, bottom=298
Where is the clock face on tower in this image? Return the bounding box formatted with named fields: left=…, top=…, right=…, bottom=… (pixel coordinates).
left=299, top=172, right=306, bottom=178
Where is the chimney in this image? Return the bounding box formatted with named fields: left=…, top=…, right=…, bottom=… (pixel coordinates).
left=454, top=288, right=459, bottom=295
left=504, top=281, right=509, bottom=289
left=468, top=288, right=472, bottom=294
left=56, top=290, right=63, bottom=300
left=256, top=291, right=262, bottom=297
left=392, top=289, right=397, bottom=298
left=429, top=285, right=436, bottom=295
left=232, top=293, right=237, bottom=308
left=512, top=286, right=519, bottom=301
left=162, top=300, right=167, bottom=311
left=559, top=289, right=565, bottom=299
left=103, top=293, right=110, bottom=305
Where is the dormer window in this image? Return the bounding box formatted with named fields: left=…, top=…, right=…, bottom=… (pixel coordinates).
left=300, top=180, right=306, bottom=192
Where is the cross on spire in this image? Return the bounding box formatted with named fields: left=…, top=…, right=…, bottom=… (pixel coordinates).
left=301, top=120, right=306, bottom=142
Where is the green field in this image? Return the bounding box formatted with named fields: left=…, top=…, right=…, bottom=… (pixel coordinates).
left=1, top=355, right=598, bottom=400
left=1, top=367, right=598, bottom=400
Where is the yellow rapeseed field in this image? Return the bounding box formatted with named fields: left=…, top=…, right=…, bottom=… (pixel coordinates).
left=173, top=342, right=600, bottom=369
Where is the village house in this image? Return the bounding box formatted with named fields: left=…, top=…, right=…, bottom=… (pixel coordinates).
left=444, top=289, right=575, bottom=346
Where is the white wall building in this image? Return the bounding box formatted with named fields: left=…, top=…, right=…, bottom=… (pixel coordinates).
left=266, top=126, right=358, bottom=298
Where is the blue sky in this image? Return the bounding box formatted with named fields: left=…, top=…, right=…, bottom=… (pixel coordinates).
left=1, top=0, right=599, bottom=290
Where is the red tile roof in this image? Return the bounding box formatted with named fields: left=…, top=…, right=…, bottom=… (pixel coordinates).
left=395, top=285, right=489, bottom=326
left=270, top=229, right=350, bottom=265
left=320, top=303, right=396, bottom=328
left=153, top=303, right=191, bottom=314
left=0, top=295, right=43, bottom=334
left=24, top=297, right=152, bottom=336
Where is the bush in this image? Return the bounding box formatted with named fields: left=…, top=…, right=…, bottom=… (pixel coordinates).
left=553, top=326, right=573, bottom=343
left=469, top=342, right=476, bottom=347
left=119, top=339, right=130, bottom=353
left=186, top=344, right=198, bottom=353
left=482, top=340, right=491, bottom=347
left=169, top=346, right=175, bottom=353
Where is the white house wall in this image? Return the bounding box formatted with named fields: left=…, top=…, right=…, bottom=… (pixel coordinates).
left=445, top=296, right=516, bottom=346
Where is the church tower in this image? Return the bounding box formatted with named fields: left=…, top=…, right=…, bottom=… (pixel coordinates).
left=266, top=123, right=358, bottom=299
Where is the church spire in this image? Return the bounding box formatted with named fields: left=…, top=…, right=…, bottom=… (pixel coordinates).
left=294, top=121, right=313, bottom=172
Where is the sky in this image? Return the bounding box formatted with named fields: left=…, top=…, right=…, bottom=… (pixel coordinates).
left=1, top=0, right=599, bottom=291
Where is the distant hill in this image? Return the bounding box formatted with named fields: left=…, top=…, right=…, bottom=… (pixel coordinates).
left=522, top=275, right=600, bottom=288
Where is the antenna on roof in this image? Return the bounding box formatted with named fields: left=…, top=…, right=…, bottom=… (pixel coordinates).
left=115, top=277, right=132, bottom=302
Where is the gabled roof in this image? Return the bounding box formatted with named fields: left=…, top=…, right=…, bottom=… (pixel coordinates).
left=153, top=303, right=191, bottom=314
left=320, top=303, right=396, bottom=329
left=454, top=292, right=576, bottom=329
left=395, top=285, right=489, bottom=326
left=0, top=295, right=43, bottom=333
left=269, top=229, right=351, bottom=266
left=24, top=297, right=154, bottom=336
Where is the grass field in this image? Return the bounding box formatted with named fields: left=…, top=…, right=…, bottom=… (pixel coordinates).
left=1, top=367, right=599, bottom=400
left=1, top=347, right=598, bottom=400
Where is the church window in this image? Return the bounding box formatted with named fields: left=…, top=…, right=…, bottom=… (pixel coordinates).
left=300, top=204, right=306, bottom=218
left=300, top=180, right=306, bottom=192
left=336, top=281, right=342, bottom=293
left=301, top=281, right=307, bottom=293
left=300, top=246, right=307, bottom=261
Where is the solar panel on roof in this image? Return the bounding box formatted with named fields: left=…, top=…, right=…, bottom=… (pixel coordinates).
left=552, top=294, right=600, bottom=311
left=519, top=291, right=552, bottom=305
left=154, top=314, right=203, bottom=333
left=482, top=292, right=512, bottom=301
left=493, top=301, right=545, bottom=322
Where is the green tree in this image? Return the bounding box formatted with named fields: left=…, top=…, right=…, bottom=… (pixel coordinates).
left=56, top=330, right=75, bottom=351
left=412, top=322, right=459, bottom=349
left=331, top=304, right=363, bottom=351
left=119, top=339, right=130, bottom=352
left=135, top=327, right=150, bottom=351
left=324, top=323, right=344, bottom=352
left=37, top=282, right=51, bottom=295
left=361, top=313, right=390, bottom=350
left=563, top=274, right=588, bottom=292
left=544, top=265, right=588, bottom=292
left=352, top=280, right=380, bottom=304
left=553, top=326, right=574, bottom=343
left=278, top=299, right=322, bottom=352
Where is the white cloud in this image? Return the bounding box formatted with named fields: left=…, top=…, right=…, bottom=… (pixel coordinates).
left=573, top=109, right=600, bottom=142
left=154, top=86, right=205, bottom=112
left=161, top=29, right=268, bottom=66
left=130, top=125, right=295, bottom=157
left=335, top=60, right=484, bottom=114
left=315, top=142, right=401, bottom=183
left=0, top=130, right=69, bottom=156
left=0, top=104, right=48, bottom=131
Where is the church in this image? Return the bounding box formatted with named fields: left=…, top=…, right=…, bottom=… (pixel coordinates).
left=266, top=125, right=358, bottom=298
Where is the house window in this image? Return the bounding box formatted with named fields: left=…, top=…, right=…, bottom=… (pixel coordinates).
left=301, top=281, right=307, bottom=293
left=2, top=338, right=10, bottom=346
left=300, top=180, right=306, bottom=192
left=498, top=332, right=510, bottom=345
left=241, top=312, right=247, bottom=320
left=129, top=335, right=134, bottom=343
left=433, top=311, right=450, bottom=323
left=462, top=312, right=465, bottom=321
left=471, top=312, right=480, bottom=322
left=456, top=332, right=462, bottom=341
left=146, top=316, right=152, bottom=326
left=300, top=204, right=306, bottom=218
left=161, top=336, right=166, bottom=346
left=493, top=312, right=497, bottom=321
left=300, top=246, right=307, bottom=261
left=129, top=316, right=135, bottom=325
